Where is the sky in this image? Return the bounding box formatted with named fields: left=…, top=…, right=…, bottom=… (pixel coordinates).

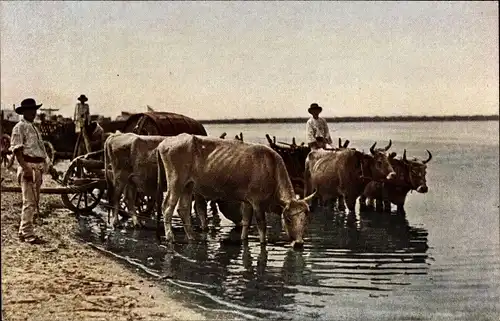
left=1, top=1, right=498, bottom=120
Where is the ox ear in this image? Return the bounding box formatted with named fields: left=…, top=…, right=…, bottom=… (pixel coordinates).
left=389, top=152, right=397, bottom=159
left=302, top=190, right=317, bottom=203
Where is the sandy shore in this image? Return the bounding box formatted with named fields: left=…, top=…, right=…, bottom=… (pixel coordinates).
left=1, top=166, right=210, bottom=321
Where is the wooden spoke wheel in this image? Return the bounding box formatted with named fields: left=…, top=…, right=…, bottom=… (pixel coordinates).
left=43, top=140, right=55, bottom=164
left=61, top=157, right=105, bottom=213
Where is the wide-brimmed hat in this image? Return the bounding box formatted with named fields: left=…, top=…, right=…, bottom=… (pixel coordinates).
left=15, top=98, right=42, bottom=114
left=308, top=103, right=323, bottom=114
left=77, top=94, right=88, bottom=102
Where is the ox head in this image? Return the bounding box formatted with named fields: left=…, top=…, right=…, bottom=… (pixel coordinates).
left=402, top=149, right=432, bottom=193
left=368, top=141, right=396, bottom=180
left=282, top=191, right=316, bottom=249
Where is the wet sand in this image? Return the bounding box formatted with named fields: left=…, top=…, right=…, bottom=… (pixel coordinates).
left=0, top=166, right=209, bottom=321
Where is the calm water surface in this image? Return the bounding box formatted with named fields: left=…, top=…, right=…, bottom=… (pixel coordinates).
left=77, top=121, right=499, bottom=320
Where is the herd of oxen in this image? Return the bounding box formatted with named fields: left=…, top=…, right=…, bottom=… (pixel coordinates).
left=103, top=131, right=432, bottom=249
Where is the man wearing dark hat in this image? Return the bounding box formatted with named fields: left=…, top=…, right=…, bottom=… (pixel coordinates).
left=306, top=103, right=333, bottom=150
left=9, top=98, right=59, bottom=244
left=74, top=94, right=91, bottom=153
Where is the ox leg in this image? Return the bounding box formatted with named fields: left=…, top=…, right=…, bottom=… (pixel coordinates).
left=126, top=186, right=143, bottom=228
left=375, top=198, right=384, bottom=212
left=177, top=191, right=197, bottom=242
left=383, top=200, right=392, bottom=213
left=240, top=203, right=254, bottom=242
left=366, top=198, right=375, bottom=211
left=338, top=195, right=346, bottom=211
left=209, top=201, right=221, bottom=222
left=194, top=195, right=208, bottom=231
left=359, top=196, right=368, bottom=212
left=162, top=188, right=180, bottom=243
left=111, top=183, right=126, bottom=229
left=254, top=205, right=267, bottom=245
left=345, top=195, right=357, bottom=215
left=396, top=204, right=406, bottom=216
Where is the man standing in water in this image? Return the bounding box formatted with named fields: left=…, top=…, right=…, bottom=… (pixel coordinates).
left=305, top=103, right=333, bottom=150
left=10, top=98, right=59, bottom=244
left=74, top=94, right=92, bottom=153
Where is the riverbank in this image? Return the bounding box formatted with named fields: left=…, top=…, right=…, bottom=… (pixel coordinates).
left=0, top=167, right=207, bottom=321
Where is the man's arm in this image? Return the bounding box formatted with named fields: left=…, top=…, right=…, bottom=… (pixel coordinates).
left=10, top=125, right=32, bottom=177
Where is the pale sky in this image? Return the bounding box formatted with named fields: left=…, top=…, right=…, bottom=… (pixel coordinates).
left=1, top=1, right=498, bottom=119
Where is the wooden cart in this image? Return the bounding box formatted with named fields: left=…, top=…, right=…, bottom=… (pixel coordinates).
left=1, top=112, right=208, bottom=216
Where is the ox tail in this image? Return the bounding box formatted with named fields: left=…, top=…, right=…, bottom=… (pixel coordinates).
left=156, top=149, right=167, bottom=239
left=103, top=141, right=113, bottom=224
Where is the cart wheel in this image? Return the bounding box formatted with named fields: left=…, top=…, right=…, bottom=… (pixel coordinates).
left=43, top=140, right=55, bottom=164
left=61, top=157, right=105, bottom=213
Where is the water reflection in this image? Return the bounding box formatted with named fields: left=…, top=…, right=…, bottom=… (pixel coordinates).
left=76, top=204, right=431, bottom=320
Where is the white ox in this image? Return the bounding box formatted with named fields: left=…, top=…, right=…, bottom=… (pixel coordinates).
left=156, top=134, right=316, bottom=248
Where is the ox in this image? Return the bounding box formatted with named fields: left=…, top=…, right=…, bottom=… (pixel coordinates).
left=304, top=142, right=396, bottom=214
left=104, top=132, right=167, bottom=228
left=361, top=149, right=432, bottom=214
left=104, top=132, right=240, bottom=229
left=156, top=134, right=316, bottom=248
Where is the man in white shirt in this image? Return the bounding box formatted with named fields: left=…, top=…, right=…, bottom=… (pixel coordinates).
left=74, top=94, right=92, bottom=153
left=10, top=98, right=58, bottom=244
left=305, top=103, right=333, bottom=150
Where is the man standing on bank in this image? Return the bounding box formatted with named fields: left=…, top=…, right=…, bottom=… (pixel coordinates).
left=10, top=98, right=59, bottom=244
left=305, top=103, right=333, bottom=150
left=74, top=94, right=92, bottom=154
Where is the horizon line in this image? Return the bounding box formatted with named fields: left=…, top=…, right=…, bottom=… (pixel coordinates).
left=198, top=114, right=500, bottom=124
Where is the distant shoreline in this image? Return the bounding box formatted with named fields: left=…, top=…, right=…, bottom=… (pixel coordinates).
left=200, top=115, right=499, bottom=124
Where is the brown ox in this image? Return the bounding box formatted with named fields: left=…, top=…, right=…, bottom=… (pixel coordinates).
left=156, top=134, right=316, bottom=248
left=361, top=149, right=432, bottom=214
left=304, top=142, right=396, bottom=214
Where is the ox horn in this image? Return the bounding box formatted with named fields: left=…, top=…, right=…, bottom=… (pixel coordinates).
left=219, top=132, right=227, bottom=139
left=338, top=137, right=342, bottom=148
left=384, top=139, right=392, bottom=151
left=370, top=142, right=377, bottom=155
left=343, top=139, right=350, bottom=148
left=403, top=149, right=408, bottom=162
left=423, top=149, right=432, bottom=164
left=302, top=190, right=317, bottom=203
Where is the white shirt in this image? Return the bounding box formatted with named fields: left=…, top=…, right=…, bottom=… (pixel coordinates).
left=306, top=117, right=333, bottom=145
left=74, top=103, right=90, bottom=128
left=10, top=118, right=51, bottom=165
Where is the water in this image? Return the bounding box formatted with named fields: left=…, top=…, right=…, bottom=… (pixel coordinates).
left=76, top=121, right=499, bottom=320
